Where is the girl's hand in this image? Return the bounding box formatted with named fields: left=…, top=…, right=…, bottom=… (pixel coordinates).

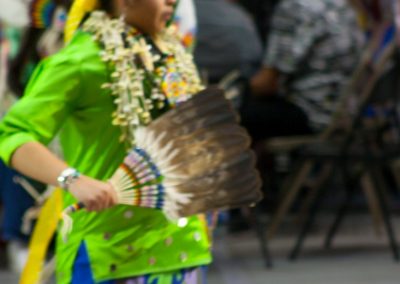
left=68, top=175, right=118, bottom=212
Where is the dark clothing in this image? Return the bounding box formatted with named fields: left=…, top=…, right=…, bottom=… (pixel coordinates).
left=264, top=0, right=362, bottom=130
left=194, top=0, right=263, bottom=82
left=240, top=96, right=313, bottom=141
left=0, top=160, right=35, bottom=242
left=237, top=0, right=280, bottom=45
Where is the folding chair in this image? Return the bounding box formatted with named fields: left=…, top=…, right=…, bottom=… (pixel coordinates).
left=266, top=19, right=400, bottom=261
left=265, top=18, right=395, bottom=238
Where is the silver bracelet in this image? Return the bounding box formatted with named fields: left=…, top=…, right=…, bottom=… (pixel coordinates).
left=57, top=167, right=81, bottom=191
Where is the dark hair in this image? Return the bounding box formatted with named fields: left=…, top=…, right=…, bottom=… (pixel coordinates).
left=99, top=0, right=114, bottom=13
left=80, top=0, right=114, bottom=27
left=7, top=27, right=43, bottom=97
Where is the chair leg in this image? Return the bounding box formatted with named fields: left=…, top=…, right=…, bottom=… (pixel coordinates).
left=389, top=159, right=400, bottom=194
left=267, top=160, right=313, bottom=239
left=324, top=185, right=355, bottom=249
left=324, top=163, right=360, bottom=248
left=296, top=164, right=333, bottom=226
left=289, top=162, right=339, bottom=260
left=361, top=174, right=384, bottom=237
left=247, top=206, right=273, bottom=268
left=288, top=182, right=328, bottom=261
left=369, top=166, right=400, bottom=261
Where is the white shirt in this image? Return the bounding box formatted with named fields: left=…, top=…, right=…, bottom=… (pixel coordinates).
left=0, top=0, right=31, bottom=28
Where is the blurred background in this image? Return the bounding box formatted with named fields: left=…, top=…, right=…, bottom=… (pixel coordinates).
left=2, top=0, right=400, bottom=283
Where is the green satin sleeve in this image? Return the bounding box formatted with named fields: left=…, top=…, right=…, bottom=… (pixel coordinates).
left=0, top=55, right=82, bottom=165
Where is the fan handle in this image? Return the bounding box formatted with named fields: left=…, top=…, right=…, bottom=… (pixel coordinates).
left=63, top=202, right=86, bottom=215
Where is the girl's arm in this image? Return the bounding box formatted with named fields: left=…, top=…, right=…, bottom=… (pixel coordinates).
left=11, top=141, right=117, bottom=212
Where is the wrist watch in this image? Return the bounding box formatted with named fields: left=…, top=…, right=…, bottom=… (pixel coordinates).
left=57, top=167, right=81, bottom=191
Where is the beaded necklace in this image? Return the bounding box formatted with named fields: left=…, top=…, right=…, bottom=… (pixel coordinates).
left=82, top=11, right=204, bottom=147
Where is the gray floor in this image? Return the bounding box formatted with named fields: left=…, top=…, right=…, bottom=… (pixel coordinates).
left=1, top=214, right=400, bottom=284
left=209, top=214, right=400, bottom=284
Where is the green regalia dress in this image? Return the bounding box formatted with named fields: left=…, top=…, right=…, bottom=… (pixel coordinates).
left=0, top=11, right=212, bottom=283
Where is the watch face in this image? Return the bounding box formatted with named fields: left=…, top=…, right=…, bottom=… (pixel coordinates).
left=58, top=168, right=80, bottom=189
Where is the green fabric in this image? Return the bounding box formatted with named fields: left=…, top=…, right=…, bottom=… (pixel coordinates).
left=0, top=31, right=212, bottom=284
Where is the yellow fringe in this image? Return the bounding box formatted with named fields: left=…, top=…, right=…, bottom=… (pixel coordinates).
left=19, top=189, right=63, bottom=284
left=198, top=213, right=214, bottom=245
left=64, top=0, right=99, bottom=43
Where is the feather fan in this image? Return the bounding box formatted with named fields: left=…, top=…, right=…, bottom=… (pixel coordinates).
left=61, top=87, right=262, bottom=240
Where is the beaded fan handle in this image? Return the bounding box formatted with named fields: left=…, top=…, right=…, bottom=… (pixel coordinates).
left=60, top=202, right=85, bottom=241
left=63, top=201, right=86, bottom=215
left=60, top=147, right=166, bottom=242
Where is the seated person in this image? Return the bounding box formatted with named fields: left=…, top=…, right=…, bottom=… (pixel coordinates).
left=194, top=0, right=263, bottom=84
left=240, top=0, right=362, bottom=212
left=244, top=0, right=362, bottom=140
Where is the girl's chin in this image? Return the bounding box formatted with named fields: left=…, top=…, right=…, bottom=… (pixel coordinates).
left=154, top=24, right=168, bottom=34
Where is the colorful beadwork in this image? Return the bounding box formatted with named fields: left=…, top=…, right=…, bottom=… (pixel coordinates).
left=30, top=0, right=56, bottom=29
left=116, top=147, right=165, bottom=210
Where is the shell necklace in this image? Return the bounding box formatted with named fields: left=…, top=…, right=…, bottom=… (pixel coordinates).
left=82, top=11, right=204, bottom=147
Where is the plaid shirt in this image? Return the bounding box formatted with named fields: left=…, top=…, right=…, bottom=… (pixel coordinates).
left=264, top=0, right=362, bottom=130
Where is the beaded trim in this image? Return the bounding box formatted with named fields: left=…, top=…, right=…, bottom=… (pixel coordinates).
left=119, top=147, right=165, bottom=209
